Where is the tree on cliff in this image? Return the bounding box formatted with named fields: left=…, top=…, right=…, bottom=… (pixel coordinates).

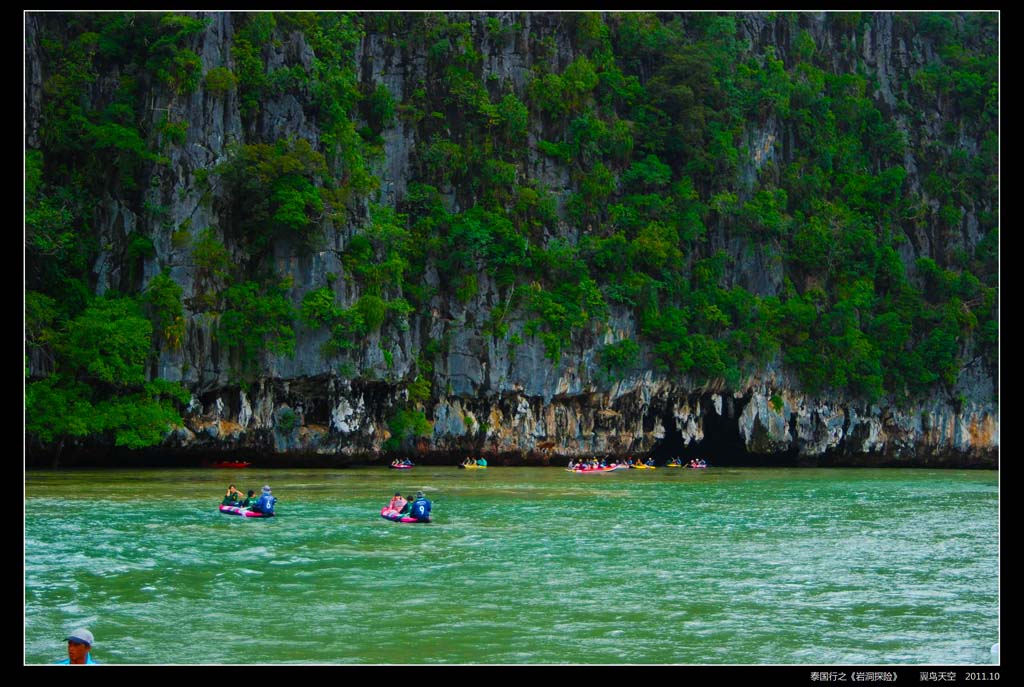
left=25, top=296, right=189, bottom=464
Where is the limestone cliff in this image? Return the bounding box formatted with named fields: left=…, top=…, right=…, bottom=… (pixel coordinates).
left=25, top=12, right=998, bottom=466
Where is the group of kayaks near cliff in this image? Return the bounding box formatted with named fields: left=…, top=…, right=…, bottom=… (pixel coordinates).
left=567, top=457, right=709, bottom=472
left=667, top=458, right=708, bottom=468
left=205, top=456, right=704, bottom=472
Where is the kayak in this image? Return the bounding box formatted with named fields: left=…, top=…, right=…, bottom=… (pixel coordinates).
left=631, top=464, right=656, bottom=470
left=210, top=461, right=251, bottom=468
left=390, top=464, right=414, bottom=470
left=567, top=465, right=626, bottom=473
left=666, top=464, right=682, bottom=468
left=459, top=464, right=487, bottom=469
left=219, top=505, right=273, bottom=518
left=381, top=507, right=429, bottom=523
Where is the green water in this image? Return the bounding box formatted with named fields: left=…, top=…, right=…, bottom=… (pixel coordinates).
left=25, top=466, right=998, bottom=665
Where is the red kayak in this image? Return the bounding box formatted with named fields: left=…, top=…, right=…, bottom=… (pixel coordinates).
left=389, top=464, right=414, bottom=470
left=219, top=505, right=273, bottom=518
left=380, top=506, right=429, bottom=523
left=210, top=461, right=251, bottom=468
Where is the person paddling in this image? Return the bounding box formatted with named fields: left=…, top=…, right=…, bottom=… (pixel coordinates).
left=386, top=491, right=407, bottom=515
left=222, top=485, right=242, bottom=506
left=254, top=485, right=277, bottom=516
left=410, top=490, right=432, bottom=522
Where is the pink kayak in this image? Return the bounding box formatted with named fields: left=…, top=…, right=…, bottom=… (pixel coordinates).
left=380, top=506, right=429, bottom=523
left=219, top=505, right=273, bottom=518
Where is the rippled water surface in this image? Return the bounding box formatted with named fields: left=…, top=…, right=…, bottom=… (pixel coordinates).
left=25, top=466, right=998, bottom=664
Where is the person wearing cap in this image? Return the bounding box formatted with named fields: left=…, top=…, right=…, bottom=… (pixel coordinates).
left=409, top=490, right=432, bottom=522
left=57, top=628, right=99, bottom=664
left=254, top=485, right=276, bottom=516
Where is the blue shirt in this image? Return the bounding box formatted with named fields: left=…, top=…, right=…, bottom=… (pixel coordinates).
left=256, top=493, right=276, bottom=514
left=411, top=497, right=432, bottom=521
left=56, top=654, right=98, bottom=664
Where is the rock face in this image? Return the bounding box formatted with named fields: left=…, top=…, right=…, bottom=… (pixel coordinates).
left=161, top=368, right=996, bottom=466
left=24, top=12, right=998, bottom=467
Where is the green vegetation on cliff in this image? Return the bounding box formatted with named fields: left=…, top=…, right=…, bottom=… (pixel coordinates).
left=385, top=11, right=997, bottom=399
left=25, top=296, right=190, bottom=456
left=25, top=11, right=997, bottom=454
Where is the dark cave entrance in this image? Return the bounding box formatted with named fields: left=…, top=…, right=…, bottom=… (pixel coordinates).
left=646, top=393, right=802, bottom=467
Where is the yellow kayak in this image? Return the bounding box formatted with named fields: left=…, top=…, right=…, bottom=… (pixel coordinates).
left=460, top=463, right=487, bottom=469
left=631, top=464, right=656, bottom=470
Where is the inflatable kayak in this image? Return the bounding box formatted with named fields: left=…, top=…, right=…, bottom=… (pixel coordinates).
left=209, top=461, right=251, bottom=468
left=459, top=464, right=487, bottom=469
left=631, top=464, right=656, bottom=470
left=390, top=464, right=414, bottom=469
left=381, top=506, right=429, bottom=523
left=567, top=465, right=626, bottom=473
left=219, top=505, right=273, bottom=518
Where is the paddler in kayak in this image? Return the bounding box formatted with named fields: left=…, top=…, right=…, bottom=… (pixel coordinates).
left=383, top=491, right=407, bottom=516
left=240, top=489, right=258, bottom=509
left=409, top=491, right=432, bottom=522
left=389, top=492, right=406, bottom=510
left=222, top=485, right=242, bottom=506
left=252, top=485, right=277, bottom=516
